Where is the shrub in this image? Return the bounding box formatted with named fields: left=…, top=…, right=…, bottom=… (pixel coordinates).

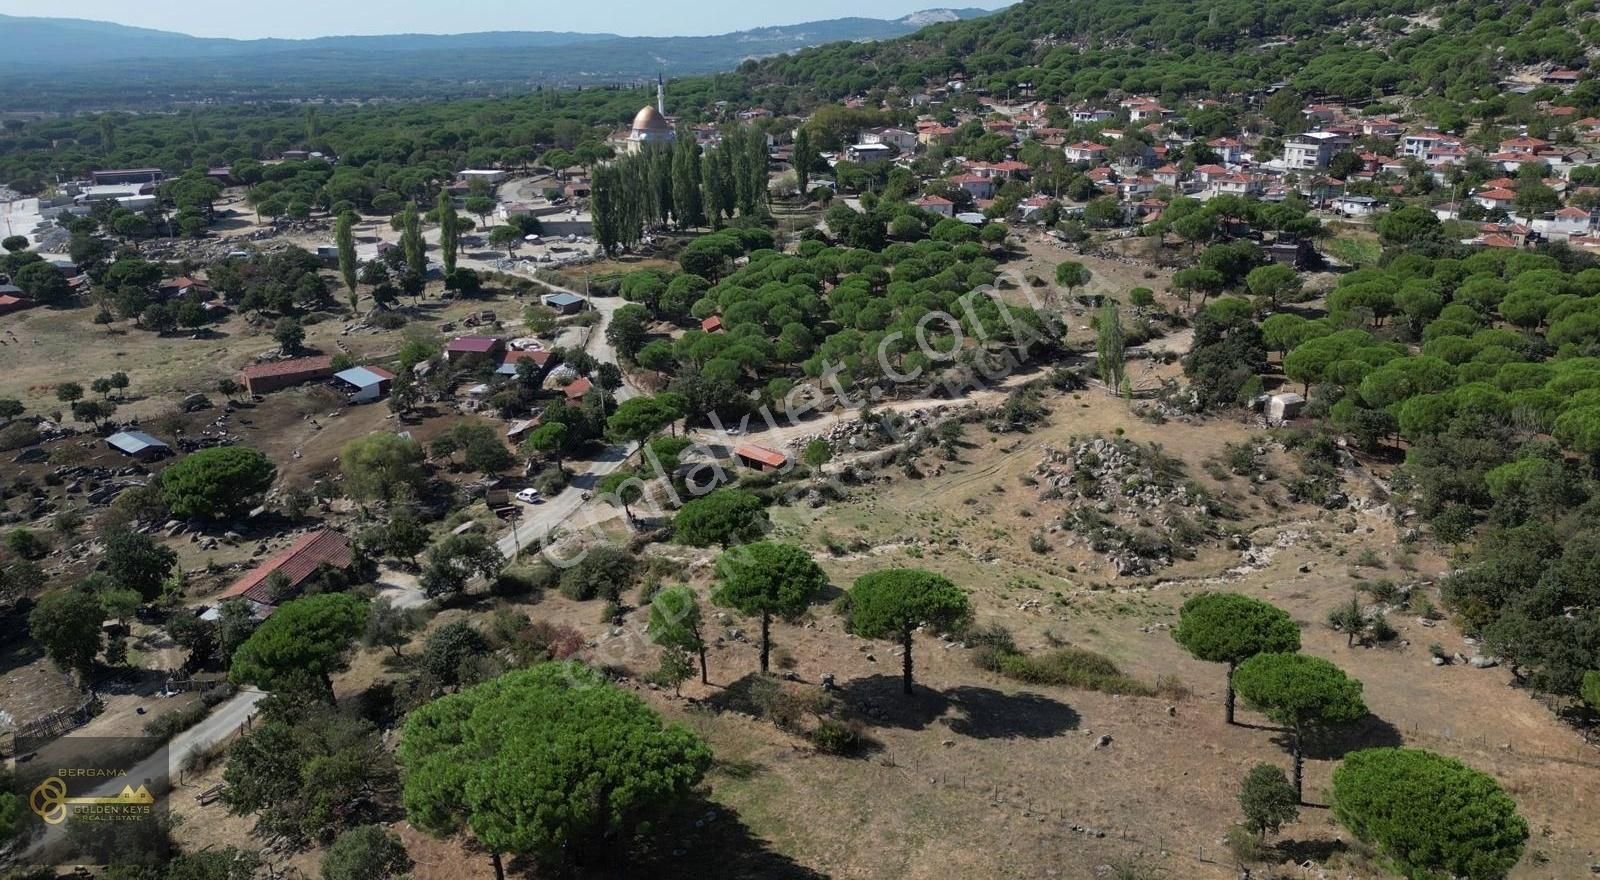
left=557, top=545, right=636, bottom=600
left=965, top=623, right=1017, bottom=672
left=808, top=718, right=864, bottom=755
left=997, top=647, right=1156, bottom=696
left=492, top=563, right=556, bottom=597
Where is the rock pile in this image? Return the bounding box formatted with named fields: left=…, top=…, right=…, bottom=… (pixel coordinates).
left=1033, top=436, right=1225, bottom=577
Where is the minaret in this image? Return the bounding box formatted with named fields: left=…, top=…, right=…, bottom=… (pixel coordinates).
left=657, top=72, right=666, bottom=115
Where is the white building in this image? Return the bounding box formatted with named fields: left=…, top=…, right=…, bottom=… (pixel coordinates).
left=845, top=143, right=895, bottom=164
left=862, top=128, right=917, bottom=151
left=1282, top=131, right=1352, bottom=170
left=459, top=169, right=508, bottom=186
left=1331, top=195, right=1386, bottom=217
left=1534, top=206, right=1593, bottom=240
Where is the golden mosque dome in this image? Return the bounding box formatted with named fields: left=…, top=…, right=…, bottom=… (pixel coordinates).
left=632, top=105, right=669, bottom=132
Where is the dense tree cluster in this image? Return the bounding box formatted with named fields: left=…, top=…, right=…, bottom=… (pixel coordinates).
left=1251, top=246, right=1600, bottom=702
left=592, top=126, right=769, bottom=253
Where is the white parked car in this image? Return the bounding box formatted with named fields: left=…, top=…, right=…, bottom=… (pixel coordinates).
left=516, top=488, right=543, bottom=504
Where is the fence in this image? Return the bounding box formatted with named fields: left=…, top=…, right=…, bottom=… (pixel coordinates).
left=3, top=695, right=100, bottom=757
left=1398, top=720, right=1600, bottom=770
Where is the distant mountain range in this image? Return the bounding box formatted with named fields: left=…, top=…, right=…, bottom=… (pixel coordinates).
left=0, top=9, right=998, bottom=108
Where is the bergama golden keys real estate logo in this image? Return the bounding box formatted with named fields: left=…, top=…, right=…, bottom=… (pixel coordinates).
left=29, top=773, right=157, bottom=825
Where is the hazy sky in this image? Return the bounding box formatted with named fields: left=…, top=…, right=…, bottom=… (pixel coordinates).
left=0, top=1, right=1011, bottom=39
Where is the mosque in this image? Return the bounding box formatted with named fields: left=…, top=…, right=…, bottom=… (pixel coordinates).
left=614, top=74, right=676, bottom=155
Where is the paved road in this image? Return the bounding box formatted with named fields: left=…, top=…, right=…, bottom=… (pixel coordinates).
left=21, top=689, right=264, bottom=859
left=495, top=283, right=643, bottom=559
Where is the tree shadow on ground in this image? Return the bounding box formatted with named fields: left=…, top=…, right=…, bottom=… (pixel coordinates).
left=1272, top=837, right=1350, bottom=864
left=1294, top=714, right=1405, bottom=761
left=0, top=601, right=44, bottom=677
left=835, top=674, right=1080, bottom=740
left=574, top=796, right=831, bottom=880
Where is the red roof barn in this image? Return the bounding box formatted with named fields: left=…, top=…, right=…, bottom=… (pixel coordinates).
left=734, top=444, right=789, bottom=472
left=219, top=529, right=354, bottom=607
left=239, top=355, right=335, bottom=395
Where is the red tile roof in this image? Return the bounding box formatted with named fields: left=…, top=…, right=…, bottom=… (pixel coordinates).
left=701, top=316, right=724, bottom=332
left=220, top=529, right=353, bottom=606
left=239, top=355, right=335, bottom=380
left=734, top=444, right=788, bottom=468
left=563, top=376, right=593, bottom=400
left=503, top=349, right=551, bottom=367
left=447, top=335, right=502, bottom=353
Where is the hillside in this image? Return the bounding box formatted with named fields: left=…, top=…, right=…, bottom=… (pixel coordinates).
left=0, top=8, right=995, bottom=109
left=747, top=0, right=1596, bottom=104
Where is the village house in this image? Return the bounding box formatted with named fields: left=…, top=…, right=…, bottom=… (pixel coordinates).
left=1479, top=222, right=1532, bottom=247
left=968, top=160, right=1030, bottom=180
left=914, top=195, right=955, bottom=217
left=1208, top=137, right=1246, bottom=165
left=562, top=376, right=594, bottom=404
left=1207, top=173, right=1263, bottom=199
left=1301, top=104, right=1342, bottom=124
left=217, top=529, right=355, bottom=614
left=1474, top=187, right=1518, bottom=212
left=949, top=174, right=996, bottom=200
left=862, top=127, right=918, bottom=152
left=1064, top=141, right=1109, bottom=163
left=1152, top=164, right=1182, bottom=188
left=845, top=142, right=895, bottom=164
left=0, top=286, right=34, bottom=316
left=1331, top=195, right=1386, bottom=217
left=916, top=122, right=958, bottom=147
left=497, top=349, right=553, bottom=377
left=700, top=316, right=724, bottom=334
left=445, top=335, right=506, bottom=363
left=1401, top=133, right=1445, bottom=158
left=1534, top=206, right=1593, bottom=240
left=239, top=355, right=335, bottom=396
left=1360, top=118, right=1405, bottom=139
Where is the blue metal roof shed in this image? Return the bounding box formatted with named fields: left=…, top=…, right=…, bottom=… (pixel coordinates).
left=334, top=366, right=387, bottom=389
left=107, top=430, right=170, bottom=457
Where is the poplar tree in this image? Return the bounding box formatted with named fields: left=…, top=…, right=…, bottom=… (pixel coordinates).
left=671, top=131, right=703, bottom=229
left=436, top=190, right=459, bottom=276
left=335, top=211, right=359, bottom=313
left=793, top=126, right=815, bottom=194
left=400, top=203, right=425, bottom=279
left=1096, top=300, right=1125, bottom=388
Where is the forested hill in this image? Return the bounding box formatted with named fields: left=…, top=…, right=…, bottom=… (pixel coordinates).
left=0, top=9, right=994, bottom=110
left=746, top=0, right=1598, bottom=105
